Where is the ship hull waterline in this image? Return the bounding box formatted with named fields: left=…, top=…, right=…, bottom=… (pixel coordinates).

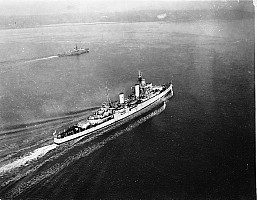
left=58, top=49, right=89, bottom=57
left=54, top=84, right=173, bottom=144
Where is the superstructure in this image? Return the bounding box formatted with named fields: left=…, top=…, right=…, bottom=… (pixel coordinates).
left=53, top=72, right=173, bottom=144
left=58, top=45, right=89, bottom=57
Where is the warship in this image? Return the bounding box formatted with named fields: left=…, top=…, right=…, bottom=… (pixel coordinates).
left=58, top=45, right=89, bottom=57
left=53, top=72, right=173, bottom=144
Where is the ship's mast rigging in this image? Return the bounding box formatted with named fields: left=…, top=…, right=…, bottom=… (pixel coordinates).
left=105, top=81, right=112, bottom=105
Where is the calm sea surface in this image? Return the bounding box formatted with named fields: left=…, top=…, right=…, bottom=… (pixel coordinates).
left=0, top=20, right=255, bottom=199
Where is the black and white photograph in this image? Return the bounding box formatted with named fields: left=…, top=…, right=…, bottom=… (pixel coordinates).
left=0, top=0, right=255, bottom=199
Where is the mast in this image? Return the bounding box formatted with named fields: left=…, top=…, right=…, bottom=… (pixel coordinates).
left=105, top=81, right=112, bottom=106
left=138, top=70, right=142, bottom=84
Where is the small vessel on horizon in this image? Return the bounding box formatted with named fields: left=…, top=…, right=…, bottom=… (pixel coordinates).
left=58, top=45, right=89, bottom=57
left=53, top=71, right=173, bottom=144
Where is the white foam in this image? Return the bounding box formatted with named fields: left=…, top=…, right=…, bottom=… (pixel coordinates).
left=0, top=144, right=57, bottom=174
left=2, top=104, right=167, bottom=199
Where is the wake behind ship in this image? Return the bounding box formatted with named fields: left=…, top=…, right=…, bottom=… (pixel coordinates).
left=53, top=72, right=173, bottom=144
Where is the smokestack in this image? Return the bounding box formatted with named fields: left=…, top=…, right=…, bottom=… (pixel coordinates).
left=135, top=84, right=140, bottom=97
left=119, top=93, right=125, bottom=104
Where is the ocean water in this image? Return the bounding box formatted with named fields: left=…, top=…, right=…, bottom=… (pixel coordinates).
left=0, top=19, right=255, bottom=199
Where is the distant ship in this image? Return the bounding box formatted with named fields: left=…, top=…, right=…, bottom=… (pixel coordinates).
left=53, top=71, right=173, bottom=144
left=58, top=45, right=89, bottom=57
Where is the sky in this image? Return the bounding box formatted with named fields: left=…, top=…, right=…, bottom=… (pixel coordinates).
left=0, top=0, right=252, bottom=16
